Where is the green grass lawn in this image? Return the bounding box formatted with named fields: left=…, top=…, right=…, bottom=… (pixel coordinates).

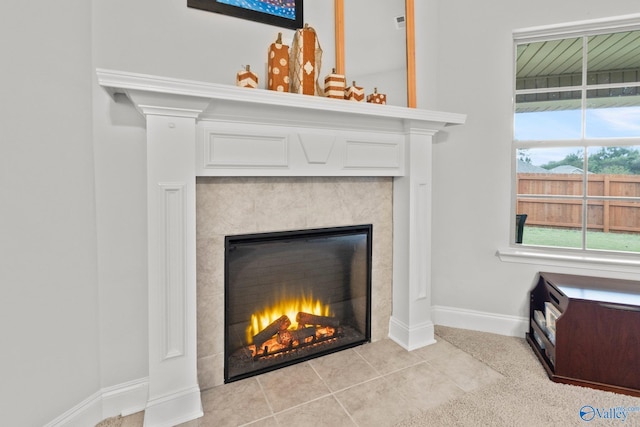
left=522, top=226, right=640, bottom=253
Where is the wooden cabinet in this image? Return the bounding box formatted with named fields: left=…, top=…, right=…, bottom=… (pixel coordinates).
left=527, top=272, right=640, bottom=397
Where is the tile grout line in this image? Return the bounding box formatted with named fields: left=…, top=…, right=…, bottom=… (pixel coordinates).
left=237, top=376, right=282, bottom=427
left=353, top=343, right=433, bottom=380
left=255, top=376, right=276, bottom=415
left=352, top=344, right=385, bottom=377
left=308, top=361, right=360, bottom=426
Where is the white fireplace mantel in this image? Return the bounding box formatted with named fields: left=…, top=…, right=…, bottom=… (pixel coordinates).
left=97, top=69, right=465, bottom=427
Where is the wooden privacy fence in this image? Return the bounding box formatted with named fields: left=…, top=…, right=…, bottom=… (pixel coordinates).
left=517, top=173, right=640, bottom=234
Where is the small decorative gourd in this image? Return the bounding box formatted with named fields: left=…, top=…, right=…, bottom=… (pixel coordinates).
left=236, top=65, right=258, bottom=89
left=324, top=68, right=346, bottom=99
left=367, top=88, right=387, bottom=104
left=345, top=81, right=364, bottom=102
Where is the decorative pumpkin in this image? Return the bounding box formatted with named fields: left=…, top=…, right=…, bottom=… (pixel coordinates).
left=345, top=81, right=364, bottom=102
left=236, top=65, right=258, bottom=89
left=324, top=68, right=346, bottom=99
left=367, top=88, right=387, bottom=104
left=268, top=33, right=290, bottom=92
left=290, top=24, right=323, bottom=96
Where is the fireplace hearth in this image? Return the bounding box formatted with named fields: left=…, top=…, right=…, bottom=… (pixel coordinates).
left=225, top=225, right=372, bottom=382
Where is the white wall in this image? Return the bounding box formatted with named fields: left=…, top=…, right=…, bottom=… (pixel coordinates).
left=423, top=0, right=640, bottom=333
left=92, top=0, right=334, bottom=85
left=344, top=0, right=407, bottom=106
left=0, top=1, right=101, bottom=426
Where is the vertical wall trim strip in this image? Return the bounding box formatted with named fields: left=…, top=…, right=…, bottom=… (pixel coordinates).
left=160, top=183, right=187, bottom=360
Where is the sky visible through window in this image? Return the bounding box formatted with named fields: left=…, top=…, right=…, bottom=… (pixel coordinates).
left=515, top=106, right=640, bottom=165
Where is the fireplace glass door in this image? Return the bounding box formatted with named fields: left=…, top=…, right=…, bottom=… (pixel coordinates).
left=225, top=224, right=372, bottom=382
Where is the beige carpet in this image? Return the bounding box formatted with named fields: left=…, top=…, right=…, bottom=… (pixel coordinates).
left=96, top=411, right=143, bottom=427
left=396, top=326, right=640, bottom=427
left=96, top=416, right=122, bottom=427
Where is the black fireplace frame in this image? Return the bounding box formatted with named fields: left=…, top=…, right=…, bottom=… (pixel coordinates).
left=224, top=224, right=373, bottom=383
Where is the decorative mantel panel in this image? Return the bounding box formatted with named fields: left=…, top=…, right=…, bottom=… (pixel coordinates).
left=97, top=68, right=465, bottom=427
left=198, top=122, right=405, bottom=176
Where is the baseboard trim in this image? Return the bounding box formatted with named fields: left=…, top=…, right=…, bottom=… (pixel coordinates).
left=431, top=305, right=528, bottom=337
left=45, top=378, right=149, bottom=427
left=388, top=316, right=437, bottom=351
left=44, top=390, right=103, bottom=427
left=143, top=386, right=203, bottom=427
left=102, top=377, right=149, bottom=417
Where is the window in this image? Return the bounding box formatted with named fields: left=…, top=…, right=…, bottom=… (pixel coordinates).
left=514, top=23, right=640, bottom=253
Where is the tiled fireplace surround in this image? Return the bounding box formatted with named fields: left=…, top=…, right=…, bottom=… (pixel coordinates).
left=196, top=176, right=393, bottom=390
left=98, top=70, right=465, bottom=427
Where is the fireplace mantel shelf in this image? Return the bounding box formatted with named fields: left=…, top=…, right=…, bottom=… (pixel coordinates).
left=97, top=68, right=465, bottom=128
left=97, top=69, right=466, bottom=427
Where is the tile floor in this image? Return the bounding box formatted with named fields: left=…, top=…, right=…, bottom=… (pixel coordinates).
left=170, top=336, right=504, bottom=427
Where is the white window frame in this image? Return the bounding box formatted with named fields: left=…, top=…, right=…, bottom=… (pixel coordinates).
left=499, top=13, right=640, bottom=272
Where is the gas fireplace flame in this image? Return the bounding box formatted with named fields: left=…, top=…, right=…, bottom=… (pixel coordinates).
left=247, top=295, right=331, bottom=344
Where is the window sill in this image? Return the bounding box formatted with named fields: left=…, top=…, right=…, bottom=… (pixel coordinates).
left=497, top=246, right=640, bottom=274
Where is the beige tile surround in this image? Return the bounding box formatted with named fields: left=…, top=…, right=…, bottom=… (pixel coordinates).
left=196, top=177, right=394, bottom=390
